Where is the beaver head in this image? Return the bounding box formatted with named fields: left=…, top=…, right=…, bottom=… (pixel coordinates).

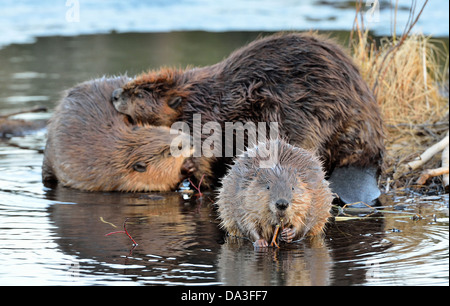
left=246, top=164, right=313, bottom=228
left=112, top=125, right=195, bottom=192
left=111, top=68, right=188, bottom=126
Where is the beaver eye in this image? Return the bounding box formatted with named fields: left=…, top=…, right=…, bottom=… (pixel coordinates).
left=266, top=185, right=270, bottom=190
left=132, top=161, right=147, bottom=173
left=136, top=92, right=144, bottom=99
left=292, top=186, right=295, bottom=191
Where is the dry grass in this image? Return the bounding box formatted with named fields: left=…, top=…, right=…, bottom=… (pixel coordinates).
left=352, top=32, right=448, bottom=127
left=350, top=1, right=449, bottom=191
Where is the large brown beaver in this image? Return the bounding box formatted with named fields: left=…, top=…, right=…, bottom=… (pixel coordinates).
left=42, top=76, right=195, bottom=192
left=216, top=139, right=333, bottom=248
left=112, top=32, right=385, bottom=204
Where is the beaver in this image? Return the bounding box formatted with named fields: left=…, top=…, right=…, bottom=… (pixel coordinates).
left=112, top=32, right=385, bottom=204
left=216, top=139, right=333, bottom=247
left=42, top=76, right=195, bottom=192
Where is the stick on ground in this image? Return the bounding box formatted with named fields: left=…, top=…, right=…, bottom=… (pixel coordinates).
left=406, top=133, right=449, bottom=171
left=442, top=136, right=449, bottom=186
left=416, top=167, right=449, bottom=185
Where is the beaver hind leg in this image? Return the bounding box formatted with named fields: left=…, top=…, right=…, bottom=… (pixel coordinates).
left=328, top=166, right=381, bottom=207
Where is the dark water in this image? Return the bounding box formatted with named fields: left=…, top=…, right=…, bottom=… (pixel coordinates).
left=0, top=32, right=448, bottom=286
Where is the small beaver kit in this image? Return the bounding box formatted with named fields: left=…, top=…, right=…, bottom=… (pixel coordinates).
left=216, top=139, right=333, bottom=248
left=42, top=76, right=194, bottom=192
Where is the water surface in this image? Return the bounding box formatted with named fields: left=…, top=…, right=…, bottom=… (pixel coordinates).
left=1, top=0, right=448, bottom=48
left=0, top=133, right=448, bottom=285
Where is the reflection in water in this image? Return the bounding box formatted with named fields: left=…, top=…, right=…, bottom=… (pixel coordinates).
left=45, top=187, right=225, bottom=285
left=218, top=237, right=333, bottom=286
left=38, top=182, right=449, bottom=285
left=0, top=138, right=448, bottom=285
left=0, top=32, right=269, bottom=114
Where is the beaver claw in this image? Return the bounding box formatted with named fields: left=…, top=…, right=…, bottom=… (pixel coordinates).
left=280, top=228, right=296, bottom=243
left=253, top=239, right=269, bottom=248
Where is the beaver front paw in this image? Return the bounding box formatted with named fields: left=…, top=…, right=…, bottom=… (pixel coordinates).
left=253, top=239, right=269, bottom=248
left=280, top=228, right=296, bottom=243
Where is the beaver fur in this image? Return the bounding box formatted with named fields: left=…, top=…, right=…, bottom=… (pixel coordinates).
left=42, top=76, right=194, bottom=192
left=216, top=139, right=333, bottom=247
left=112, top=32, right=385, bottom=201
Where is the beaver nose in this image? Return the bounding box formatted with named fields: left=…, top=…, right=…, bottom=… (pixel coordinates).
left=275, top=199, right=289, bottom=211
left=112, top=88, right=123, bottom=101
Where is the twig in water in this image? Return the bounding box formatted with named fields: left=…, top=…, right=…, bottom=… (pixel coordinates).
left=99, top=216, right=117, bottom=228
left=270, top=224, right=281, bottom=248
left=188, top=174, right=205, bottom=197
left=105, top=218, right=138, bottom=246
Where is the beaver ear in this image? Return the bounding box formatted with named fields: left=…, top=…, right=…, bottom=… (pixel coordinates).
left=132, top=161, right=147, bottom=173
left=168, top=96, right=183, bottom=109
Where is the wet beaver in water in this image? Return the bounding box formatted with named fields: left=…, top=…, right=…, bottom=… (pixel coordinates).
left=42, top=76, right=195, bottom=192
left=216, top=139, right=333, bottom=247
left=112, top=32, right=385, bottom=204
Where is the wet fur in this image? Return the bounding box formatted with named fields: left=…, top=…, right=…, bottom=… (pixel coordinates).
left=114, top=32, right=385, bottom=187
left=42, top=76, right=192, bottom=192
left=216, top=139, right=333, bottom=243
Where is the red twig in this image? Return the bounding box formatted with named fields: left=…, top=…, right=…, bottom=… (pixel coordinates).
left=105, top=218, right=138, bottom=246
left=188, top=174, right=205, bottom=197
